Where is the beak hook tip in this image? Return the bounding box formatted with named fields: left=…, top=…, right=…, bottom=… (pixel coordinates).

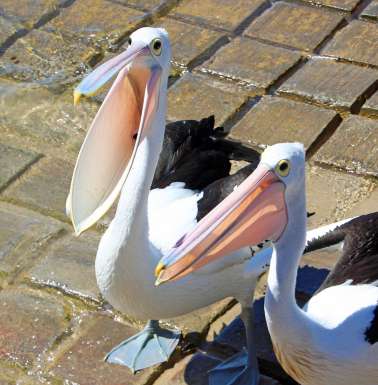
left=72, top=221, right=83, bottom=237
left=154, top=276, right=168, bottom=287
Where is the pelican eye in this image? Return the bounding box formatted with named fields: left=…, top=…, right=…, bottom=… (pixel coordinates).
left=128, top=37, right=132, bottom=45
left=275, top=159, right=290, bottom=177
left=151, top=38, right=162, bottom=56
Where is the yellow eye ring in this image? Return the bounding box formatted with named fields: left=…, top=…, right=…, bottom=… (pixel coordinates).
left=275, top=159, right=290, bottom=177
left=150, top=38, right=162, bottom=56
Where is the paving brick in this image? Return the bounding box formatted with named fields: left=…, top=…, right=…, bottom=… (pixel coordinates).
left=0, top=144, right=39, bottom=191
left=152, top=18, right=225, bottom=70
left=0, top=288, right=68, bottom=368
left=15, top=375, right=54, bottom=385
left=244, top=2, right=344, bottom=51
left=0, top=124, right=56, bottom=172
left=28, top=231, right=100, bottom=301
left=0, top=16, right=19, bottom=46
left=0, top=81, right=97, bottom=153
left=51, top=315, right=156, bottom=385
left=0, top=0, right=60, bottom=29
left=167, top=73, right=250, bottom=126
left=171, top=298, right=233, bottom=335
left=172, top=0, right=267, bottom=31
left=4, top=157, right=73, bottom=220
left=278, top=58, right=378, bottom=110
left=301, top=248, right=338, bottom=271
left=345, top=185, right=378, bottom=217
left=361, top=0, right=378, bottom=20
left=202, top=37, right=301, bottom=90
left=301, top=0, right=360, bottom=11
left=111, top=0, right=167, bottom=10
left=45, top=0, right=145, bottom=48
left=230, top=96, right=339, bottom=150
left=12, top=376, right=50, bottom=385
left=0, top=28, right=99, bottom=83
left=153, top=352, right=281, bottom=385
left=0, top=202, right=62, bottom=281
left=315, top=115, right=378, bottom=176
left=362, top=91, right=378, bottom=118
left=323, top=20, right=378, bottom=67
left=306, top=164, right=375, bottom=228
left=0, top=362, right=25, bottom=385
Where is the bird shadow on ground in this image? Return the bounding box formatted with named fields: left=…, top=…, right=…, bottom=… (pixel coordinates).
left=182, top=265, right=329, bottom=385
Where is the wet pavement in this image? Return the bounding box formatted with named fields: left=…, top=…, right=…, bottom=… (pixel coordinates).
left=0, top=0, right=377, bottom=384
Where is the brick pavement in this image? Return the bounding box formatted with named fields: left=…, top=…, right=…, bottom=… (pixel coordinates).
left=0, top=0, right=377, bottom=384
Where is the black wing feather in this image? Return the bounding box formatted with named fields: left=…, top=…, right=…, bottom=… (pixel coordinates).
left=306, top=212, right=378, bottom=292
left=152, top=116, right=260, bottom=204
left=152, top=116, right=218, bottom=186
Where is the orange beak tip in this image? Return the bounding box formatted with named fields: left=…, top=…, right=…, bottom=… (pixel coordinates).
left=154, top=262, right=166, bottom=278
left=73, top=91, right=82, bottom=106
left=154, top=263, right=168, bottom=286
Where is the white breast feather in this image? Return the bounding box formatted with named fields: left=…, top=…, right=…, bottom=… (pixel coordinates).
left=305, top=284, right=378, bottom=328
left=148, top=182, right=203, bottom=255
left=304, top=283, right=378, bottom=361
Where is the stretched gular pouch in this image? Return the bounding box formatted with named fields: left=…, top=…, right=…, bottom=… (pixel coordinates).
left=67, top=29, right=166, bottom=235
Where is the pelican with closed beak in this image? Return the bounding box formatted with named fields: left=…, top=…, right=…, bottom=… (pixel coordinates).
left=157, top=143, right=378, bottom=385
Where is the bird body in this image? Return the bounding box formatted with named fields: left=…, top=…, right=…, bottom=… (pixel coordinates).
left=269, top=283, right=378, bottom=385
left=158, top=143, right=378, bottom=385
left=95, top=184, right=257, bottom=321
left=92, top=105, right=263, bottom=322
left=68, top=27, right=268, bottom=374
left=267, top=212, right=378, bottom=385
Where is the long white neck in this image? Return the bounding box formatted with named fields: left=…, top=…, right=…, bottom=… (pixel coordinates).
left=113, top=134, right=161, bottom=261
left=265, top=184, right=308, bottom=343
left=97, top=77, right=167, bottom=280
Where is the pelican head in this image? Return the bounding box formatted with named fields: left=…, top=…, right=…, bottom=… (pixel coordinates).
left=155, top=143, right=306, bottom=284
left=67, top=27, right=171, bottom=235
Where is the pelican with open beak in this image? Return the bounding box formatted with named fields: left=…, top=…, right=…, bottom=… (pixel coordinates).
left=67, top=29, right=164, bottom=235
left=67, top=27, right=276, bottom=374
left=156, top=143, right=378, bottom=385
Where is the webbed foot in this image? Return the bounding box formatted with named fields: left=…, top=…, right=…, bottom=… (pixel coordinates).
left=209, top=348, right=260, bottom=385
left=105, top=320, right=180, bottom=372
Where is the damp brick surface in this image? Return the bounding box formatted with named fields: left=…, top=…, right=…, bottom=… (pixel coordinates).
left=0, top=0, right=377, bottom=384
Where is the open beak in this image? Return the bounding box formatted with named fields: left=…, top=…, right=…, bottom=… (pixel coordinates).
left=67, top=42, right=162, bottom=235
left=155, top=164, right=288, bottom=285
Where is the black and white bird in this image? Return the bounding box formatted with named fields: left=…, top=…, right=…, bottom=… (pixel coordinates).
left=66, top=26, right=276, bottom=379
left=157, top=143, right=378, bottom=385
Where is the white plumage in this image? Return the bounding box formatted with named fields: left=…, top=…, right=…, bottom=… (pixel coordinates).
left=148, top=183, right=203, bottom=255
left=158, top=143, right=378, bottom=385
left=68, top=27, right=273, bottom=376
left=260, top=144, right=378, bottom=385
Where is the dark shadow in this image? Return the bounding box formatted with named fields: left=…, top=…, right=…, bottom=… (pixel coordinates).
left=182, top=265, right=331, bottom=384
